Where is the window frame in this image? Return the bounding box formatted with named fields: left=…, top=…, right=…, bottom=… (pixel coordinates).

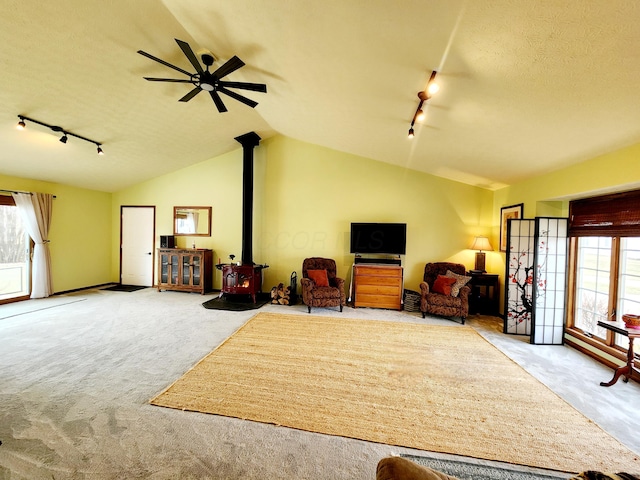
left=565, top=191, right=640, bottom=374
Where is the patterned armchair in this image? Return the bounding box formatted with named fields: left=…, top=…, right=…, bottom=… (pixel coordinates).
left=300, top=257, right=346, bottom=313
left=419, top=262, right=470, bottom=324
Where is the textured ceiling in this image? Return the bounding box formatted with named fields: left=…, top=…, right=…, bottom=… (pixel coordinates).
left=0, top=0, right=639, bottom=192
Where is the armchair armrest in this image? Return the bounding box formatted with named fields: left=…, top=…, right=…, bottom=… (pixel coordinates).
left=458, top=285, right=471, bottom=302
left=332, top=277, right=345, bottom=291
left=419, top=281, right=430, bottom=295
left=300, top=278, right=314, bottom=290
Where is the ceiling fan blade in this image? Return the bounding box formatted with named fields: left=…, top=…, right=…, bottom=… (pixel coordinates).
left=137, top=50, right=192, bottom=76
left=143, top=77, right=193, bottom=83
left=218, top=86, right=258, bottom=108
left=219, top=81, right=267, bottom=93
left=179, top=87, right=202, bottom=102
left=175, top=39, right=204, bottom=74
left=212, top=56, right=245, bottom=79
left=209, top=91, right=228, bottom=112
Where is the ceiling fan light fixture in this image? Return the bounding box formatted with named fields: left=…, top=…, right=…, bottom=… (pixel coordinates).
left=200, top=82, right=215, bottom=92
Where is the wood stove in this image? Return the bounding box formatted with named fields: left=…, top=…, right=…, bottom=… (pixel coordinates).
left=217, top=131, right=268, bottom=303
left=220, top=264, right=266, bottom=303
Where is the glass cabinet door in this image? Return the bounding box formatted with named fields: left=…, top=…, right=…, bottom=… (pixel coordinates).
left=170, top=254, right=179, bottom=285
left=160, top=252, right=169, bottom=284
left=182, top=255, right=191, bottom=285
left=192, top=255, right=201, bottom=286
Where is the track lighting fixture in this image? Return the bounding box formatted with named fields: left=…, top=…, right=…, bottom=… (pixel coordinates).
left=16, top=115, right=104, bottom=155
left=408, top=70, right=439, bottom=139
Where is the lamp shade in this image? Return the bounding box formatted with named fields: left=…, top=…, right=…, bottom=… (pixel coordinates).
left=470, top=236, right=493, bottom=252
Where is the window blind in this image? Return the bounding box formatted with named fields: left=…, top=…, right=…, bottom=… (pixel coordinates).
left=569, top=189, right=640, bottom=237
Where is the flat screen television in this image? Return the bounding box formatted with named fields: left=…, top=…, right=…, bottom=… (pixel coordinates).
left=350, top=222, right=407, bottom=255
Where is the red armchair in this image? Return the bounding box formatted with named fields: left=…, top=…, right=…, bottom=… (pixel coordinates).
left=419, top=262, right=471, bottom=324
left=300, top=257, right=346, bottom=313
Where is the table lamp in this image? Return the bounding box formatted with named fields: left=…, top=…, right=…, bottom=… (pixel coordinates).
left=470, top=236, right=493, bottom=273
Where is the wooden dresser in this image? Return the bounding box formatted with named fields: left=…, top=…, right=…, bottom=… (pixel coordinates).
left=353, top=264, right=403, bottom=310
left=157, top=248, right=213, bottom=294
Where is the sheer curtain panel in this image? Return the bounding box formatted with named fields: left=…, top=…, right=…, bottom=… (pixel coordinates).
left=11, top=192, right=53, bottom=298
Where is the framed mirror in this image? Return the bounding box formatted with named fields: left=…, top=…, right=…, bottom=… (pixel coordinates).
left=173, top=206, right=212, bottom=236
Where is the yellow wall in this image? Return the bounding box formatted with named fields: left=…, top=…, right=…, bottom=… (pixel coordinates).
left=111, top=148, right=244, bottom=282
left=113, top=135, right=494, bottom=291
left=494, top=142, right=640, bottom=214
left=260, top=136, right=494, bottom=290
left=0, top=174, right=112, bottom=293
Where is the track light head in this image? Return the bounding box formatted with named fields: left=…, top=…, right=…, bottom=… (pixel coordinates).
left=97, top=145, right=104, bottom=155
left=17, top=117, right=26, bottom=130
left=426, top=70, right=439, bottom=96
left=408, top=128, right=415, bottom=139
left=60, top=134, right=68, bottom=144
left=415, top=109, right=425, bottom=122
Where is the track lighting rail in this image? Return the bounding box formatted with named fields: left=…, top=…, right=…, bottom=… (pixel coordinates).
left=17, top=115, right=104, bottom=155
left=408, top=70, right=439, bottom=139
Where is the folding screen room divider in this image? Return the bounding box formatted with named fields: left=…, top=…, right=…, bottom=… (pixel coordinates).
left=504, top=217, right=569, bottom=345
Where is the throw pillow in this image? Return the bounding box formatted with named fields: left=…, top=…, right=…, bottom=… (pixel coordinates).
left=307, top=269, right=329, bottom=287
left=445, top=270, right=472, bottom=297
left=432, top=275, right=456, bottom=296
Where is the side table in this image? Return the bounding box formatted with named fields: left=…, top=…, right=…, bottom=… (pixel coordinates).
left=597, top=320, right=640, bottom=387
left=467, top=272, right=499, bottom=316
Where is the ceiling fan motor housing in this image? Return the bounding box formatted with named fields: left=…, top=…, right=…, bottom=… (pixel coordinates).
left=201, top=53, right=214, bottom=66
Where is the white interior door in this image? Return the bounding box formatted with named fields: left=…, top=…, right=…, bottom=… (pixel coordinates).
left=121, top=206, right=155, bottom=286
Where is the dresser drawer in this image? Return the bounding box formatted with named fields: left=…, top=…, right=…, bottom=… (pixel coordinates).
left=356, top=283, right=401, bottom=296
left=354, top=265, right=401, bottom=277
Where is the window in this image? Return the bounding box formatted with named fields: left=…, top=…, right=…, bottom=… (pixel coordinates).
left=615, top=237, right=640, bottom=349
left=0, top=195, right=31, bottom=302
left=573, top=237, right=611, bottom=339
left=567, top=189, right=640, bottom=365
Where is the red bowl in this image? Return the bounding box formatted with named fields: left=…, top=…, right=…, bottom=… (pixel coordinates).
left=622, top=314, right=640, bottom=328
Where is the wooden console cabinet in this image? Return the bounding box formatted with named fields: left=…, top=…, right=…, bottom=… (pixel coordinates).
left=353, top=264, right=403, bottom=310
left=157, top=248, right=213, bottom=294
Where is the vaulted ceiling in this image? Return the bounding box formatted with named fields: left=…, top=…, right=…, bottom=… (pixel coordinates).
left=1, top=0, right=639, bottom=193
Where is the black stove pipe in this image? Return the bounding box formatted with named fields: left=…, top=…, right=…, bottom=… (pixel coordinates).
left=234, top=131, right=261, bottom=265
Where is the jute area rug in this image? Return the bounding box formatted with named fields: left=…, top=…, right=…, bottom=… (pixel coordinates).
left=151, top=312, right=639, bottom=474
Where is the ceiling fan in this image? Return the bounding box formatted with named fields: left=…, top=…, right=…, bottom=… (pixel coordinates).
left=137, top=38, right=267, bottom=113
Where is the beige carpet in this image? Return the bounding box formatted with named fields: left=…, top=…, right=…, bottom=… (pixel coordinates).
left=151, top=312, right=639, bottom=474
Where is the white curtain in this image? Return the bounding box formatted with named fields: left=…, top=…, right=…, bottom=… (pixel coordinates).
left=12, top=192, right=54, bottom=298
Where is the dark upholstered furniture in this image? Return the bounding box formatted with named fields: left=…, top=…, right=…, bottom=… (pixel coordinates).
left=376, top=457, right=458, bottom=480
left=419, top=262, right=470, bottom=324
left=375, top=457, right=640, bottom=480
left=300, top=257, right=346, bottom=313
